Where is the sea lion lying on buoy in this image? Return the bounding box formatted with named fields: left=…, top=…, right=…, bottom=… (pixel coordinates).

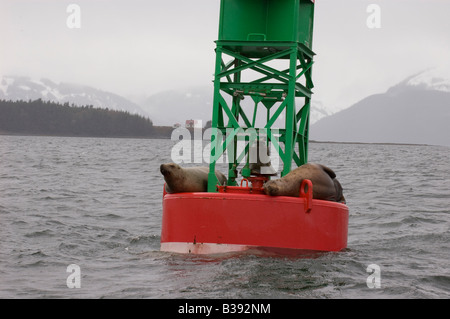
left=160, top=163, right=227, bottom=193
left=263, top=163, right=346, bottom=203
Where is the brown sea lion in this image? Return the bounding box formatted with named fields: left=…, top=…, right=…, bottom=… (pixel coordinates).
left=160, top=163, right=227, bottom=193
left=263, top=163, right=346, bottom=203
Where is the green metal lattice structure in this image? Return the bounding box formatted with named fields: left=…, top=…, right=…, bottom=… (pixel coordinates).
left=208, top=0, right=316, bottom=192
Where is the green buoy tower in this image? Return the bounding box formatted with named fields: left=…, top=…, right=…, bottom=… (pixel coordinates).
left=207, top=0, right=316, bottom=191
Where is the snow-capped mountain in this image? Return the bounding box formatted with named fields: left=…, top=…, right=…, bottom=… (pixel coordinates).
left=0, top=75, right=150, bottom=119
left=403, top=67, right=450, bottom=93
left=310, top=100, right=332, bottom=124
left=310, top=69, right=450, bottom=146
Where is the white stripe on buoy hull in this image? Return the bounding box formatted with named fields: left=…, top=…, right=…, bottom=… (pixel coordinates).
left=160, top=242, right=251, bottom=255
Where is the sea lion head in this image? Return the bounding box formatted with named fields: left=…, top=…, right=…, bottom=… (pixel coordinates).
left=160, top=162, right=181, bottom=177
left=160, top=163, right=185, bottom=193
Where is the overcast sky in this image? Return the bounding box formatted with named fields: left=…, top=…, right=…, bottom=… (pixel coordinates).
left=1, top=0, right=449, bottom=111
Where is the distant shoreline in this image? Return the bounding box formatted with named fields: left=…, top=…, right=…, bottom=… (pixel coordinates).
left=1, top=131, right=441, bottom=147
left=309, top=139, right=433, bottom=147
left=0, top=131, right=172, bottom=140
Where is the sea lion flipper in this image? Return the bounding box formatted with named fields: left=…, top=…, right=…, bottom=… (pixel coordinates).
left=164, top=183, right=173, bottom=194
left=333, top=178, right=346, bottom=204
left=317, top=163, right=336, bottom=179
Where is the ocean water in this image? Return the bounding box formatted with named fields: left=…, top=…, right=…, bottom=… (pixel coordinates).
left=0, top=135, right=449, bottom=299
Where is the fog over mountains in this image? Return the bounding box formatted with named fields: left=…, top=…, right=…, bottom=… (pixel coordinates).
left=310, top=69, right=450, bottom=147
left=2, top=68, right=449, bottom=146
left=139, top=86, right=333, bottom=127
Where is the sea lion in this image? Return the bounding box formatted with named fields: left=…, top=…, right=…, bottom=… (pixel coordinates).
left=160, top=163, right=227, bottom=193
left=263, top=163, right=346, bottom=203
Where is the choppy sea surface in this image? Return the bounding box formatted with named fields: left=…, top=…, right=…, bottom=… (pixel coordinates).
left=0, top=135, right=449, bottom=299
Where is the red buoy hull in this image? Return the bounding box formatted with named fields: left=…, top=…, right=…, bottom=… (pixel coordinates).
left=160, top=191, right=348, bottom=255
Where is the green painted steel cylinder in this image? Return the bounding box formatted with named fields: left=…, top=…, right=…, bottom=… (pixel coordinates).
left=218, top=0, right=315, bottom=49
